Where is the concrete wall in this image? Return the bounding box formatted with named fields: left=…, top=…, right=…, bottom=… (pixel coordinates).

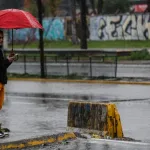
left=90, top=14, right=150, bottom=40
left=9, top=13, right=150, bottom=41
left=9, top=18, right=65, bottom=42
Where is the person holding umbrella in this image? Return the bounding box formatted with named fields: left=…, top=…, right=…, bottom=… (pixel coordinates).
left=0, top=8, right=43, bottom=138
left=0, top=30, right=15, bottom=137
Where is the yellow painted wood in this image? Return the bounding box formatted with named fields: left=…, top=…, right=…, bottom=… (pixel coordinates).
left=68, top=101, right=123, bottom=139
left=0, top=133, right=76, bottom=150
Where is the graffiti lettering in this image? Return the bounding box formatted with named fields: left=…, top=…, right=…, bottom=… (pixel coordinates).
left=90, top=13, right=150, bottom=40
left=98, top=18, right=107, bottom=40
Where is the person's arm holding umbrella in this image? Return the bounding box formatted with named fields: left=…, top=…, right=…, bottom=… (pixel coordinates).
left=5, top=52, right=15, bottom=68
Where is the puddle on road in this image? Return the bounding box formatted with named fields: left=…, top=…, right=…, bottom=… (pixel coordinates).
left=6, top=92, right=150, bottom=103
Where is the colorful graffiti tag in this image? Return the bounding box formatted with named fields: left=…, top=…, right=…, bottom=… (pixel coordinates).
left=90, top=13, right=150, bottom=40
left=9, top=18, right=65, bottom=42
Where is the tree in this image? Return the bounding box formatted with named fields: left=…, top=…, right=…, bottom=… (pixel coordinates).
left=80, top=0, right=87, bottom=49
left=76, top=0, right=104, bottom=15
left=88, top=0, right=104, bottom=15
left=43, top=0, right=62, bottom=17
left=97, top=0, right=103, bottom=14
left=24, top=0, right=38, bottom=17
left=89, top=0, right=96, bottom=14
left=103, top=0, right=130, bottom=14
left=24, top=0, right=62, bottom=17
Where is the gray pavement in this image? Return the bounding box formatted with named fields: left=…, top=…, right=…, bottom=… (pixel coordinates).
left=0, top=80, right=150, bottom=149
left=6, top=80, right=150, bottom=100
left=21, top=138, right=150, bottom=150
left=7, top=62, right=150, bottom=78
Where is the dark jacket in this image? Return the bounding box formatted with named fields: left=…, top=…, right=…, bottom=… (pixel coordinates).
left=0, top=47, right=11, bottom=84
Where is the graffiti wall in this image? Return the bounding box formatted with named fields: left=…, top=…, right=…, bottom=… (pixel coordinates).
left=90, top=14, right=150, bottom=40
left=9, top=14, right=150, bottom=42
left=9, top=18, right=65, bottom=42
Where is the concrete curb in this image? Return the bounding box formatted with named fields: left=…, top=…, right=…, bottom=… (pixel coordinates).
left=0, top=132, right=76, bottom=150
left=8, top=78, right=150, bottom=85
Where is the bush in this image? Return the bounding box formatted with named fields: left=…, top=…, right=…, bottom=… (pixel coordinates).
left=130, top=49, right=150, bottom=60
left=103, top=0, right=130, bottom=14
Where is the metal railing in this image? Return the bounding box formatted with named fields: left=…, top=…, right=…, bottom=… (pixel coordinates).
left=6, top=49, right=132, bottom=78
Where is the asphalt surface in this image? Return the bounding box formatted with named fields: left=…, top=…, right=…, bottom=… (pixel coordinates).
left=7, top=62, right=150, bottom=78
left=20, top=139, right=150, bottom=150
left=0, top=80, right=150, bottom=149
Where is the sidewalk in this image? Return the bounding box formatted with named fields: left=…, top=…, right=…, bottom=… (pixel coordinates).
left=8, top=77, right=150, bottom=85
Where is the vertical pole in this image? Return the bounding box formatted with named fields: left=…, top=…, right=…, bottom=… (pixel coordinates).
left=78, top=55, right=80, bottom=62
left=37, top=0, right=45, bottom=78
left=66, top=54, right=69, bottom=76
left=3, top=30, right=8, bottom=50
left=24, top=54, right=26, bottom=74
left=89, top=56, right=92, bottom=79
left=12, top=29, right=13, bottom=52
left=44, top=56, right=47, bottom=77
left=115, top=55, right=118, bottom=78
left=55, top=56, right=57, bottom=62
left=80, top=0, right=87, bottom=49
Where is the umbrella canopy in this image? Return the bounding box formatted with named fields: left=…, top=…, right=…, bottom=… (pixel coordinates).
left=0, top=9, right=43, bottom=52
left=0, top=9, right=43, bottom=29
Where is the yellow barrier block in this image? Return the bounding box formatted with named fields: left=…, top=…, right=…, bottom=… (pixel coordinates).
left=67, top=101, right=123, bottom=139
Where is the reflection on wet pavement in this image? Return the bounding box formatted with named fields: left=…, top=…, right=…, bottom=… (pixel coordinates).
left=64, top=139, right=150, bottom=150
left=21, top=138, right=150, bottom=150
left=0, top=81, right=150, bottom=150
left=1, top=95, right=150, bottom=144
left=0, top=96, right=68, bottom=143
left=5, top=81, right=150, bottom=100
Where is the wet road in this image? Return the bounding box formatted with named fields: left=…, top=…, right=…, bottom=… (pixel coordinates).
left=21, top=138, right=150, bottom=150
left=8, top=62, right=150, bottom=78
left=0, top=80, right=150, bottom=149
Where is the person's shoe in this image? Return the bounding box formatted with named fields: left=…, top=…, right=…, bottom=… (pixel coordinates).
left=0, top=131, right=5, bottom=138
left=0, top=123, right=10, bottom=137
left=0, top=128, right=10, bottom=137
